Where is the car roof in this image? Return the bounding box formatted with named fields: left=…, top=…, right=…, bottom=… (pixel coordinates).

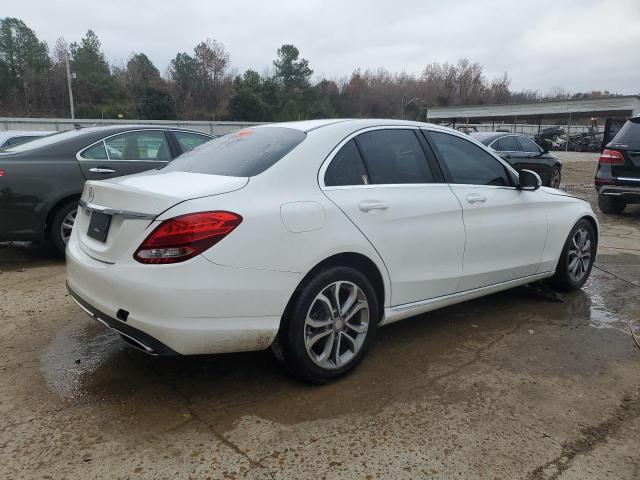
left=469, top=132, right=519, bottom=145
left=258, top=118, right=447, bottom=133
left=66, top=124, right=212, bottom=136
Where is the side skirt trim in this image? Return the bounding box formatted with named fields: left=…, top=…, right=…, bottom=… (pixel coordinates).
left=380, top=271, right=554, bottom=326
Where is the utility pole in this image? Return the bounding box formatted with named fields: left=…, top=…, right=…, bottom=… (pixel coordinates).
left=401, top=97, right=421, bottom=120
left=64, top=47, right=75, bottom=119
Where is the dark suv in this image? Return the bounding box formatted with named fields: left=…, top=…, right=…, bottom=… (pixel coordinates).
left=595, top=116, right=640, bottom=213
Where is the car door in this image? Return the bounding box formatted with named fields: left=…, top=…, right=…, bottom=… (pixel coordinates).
left=425, top=130, right=548, bottom=292
left=77, top=129, right=173, bottom=181
left=321, top=128, right=466, bottom=306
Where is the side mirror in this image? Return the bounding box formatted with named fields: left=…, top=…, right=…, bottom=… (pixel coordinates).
left=519, top=169, right=542, bottom=191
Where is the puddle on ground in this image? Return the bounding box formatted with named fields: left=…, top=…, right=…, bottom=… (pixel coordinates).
left=39, top=321, right=126, bottom=401
left=37, top=268, right=638, bottom=432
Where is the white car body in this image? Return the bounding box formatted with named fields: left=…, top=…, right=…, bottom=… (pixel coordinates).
left=66, top=119, right=597, bottom=357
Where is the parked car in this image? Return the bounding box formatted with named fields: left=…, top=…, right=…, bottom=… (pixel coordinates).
left=66, top=120, right=598, bottom=383
left=0, top=130, right=54, bottom=149
left=0, top=125, right=214, bottom=253
left=595, top=115, right=640, bottom=213
left=471, top=132, right=562, bottom=188
left=534, top=126, right=565, bottom=151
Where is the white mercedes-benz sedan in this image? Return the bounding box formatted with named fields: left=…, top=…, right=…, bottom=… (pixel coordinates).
left=67, top=119, right=598, bottom=382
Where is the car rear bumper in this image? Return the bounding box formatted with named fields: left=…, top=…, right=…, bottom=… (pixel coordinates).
left=596, top=184, right=640, bottom=203
left=66, top=237, right=301, bottom=355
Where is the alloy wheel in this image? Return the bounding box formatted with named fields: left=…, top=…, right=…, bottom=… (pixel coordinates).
left=550, top=168, right=561, bottom=188
left=304, top=281, right=369, bottom=370
left=60, top=209, right=77, bottom=245
left=567, top=227, right=591, bottom=282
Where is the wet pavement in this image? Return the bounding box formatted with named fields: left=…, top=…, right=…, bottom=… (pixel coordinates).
left=1, top=154, right=639, bottom=479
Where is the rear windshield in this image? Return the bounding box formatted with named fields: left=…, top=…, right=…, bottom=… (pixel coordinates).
left=612, top=118, right=640, bottom=145
left=162, top=127, right=306, bottom=177
left=1, top=129, right=80, bottom=153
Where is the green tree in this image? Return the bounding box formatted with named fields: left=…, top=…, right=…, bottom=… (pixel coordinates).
left=273, top=44, right=312, bottom=90
left=272, top=44, right=313, bottom=120
left=123, top=53, right=174, bottom=119
left=228, top=69, right=277, bottom=121
left=0, top=17, right=51, bottom=114
left=168, top=52, right=199, bottom=118
left=70, top=30, right=119, bottom=116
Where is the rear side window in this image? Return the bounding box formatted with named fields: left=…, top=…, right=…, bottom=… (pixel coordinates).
left=517, top=136, right=542, bottom=153
left=492, top=136, right=519, bottom=152
left=163, top=127, right=306, bottom=177
left=355, top=129, right=433, bottom=184
left=612, top=118, right=640, bottom=145
left=173, top=131, right=212, bottom=153
left=325, top=140, right=369, bottom=186
left=81, top=142, right=108, bottom=160
left=428, top=131, right=511, bottom=186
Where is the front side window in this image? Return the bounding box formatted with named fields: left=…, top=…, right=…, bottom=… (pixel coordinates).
left=355, top=129, right=433, bottom=184
left=104, top=131, right=171, bottom=161
left=492, top=135, right=519, bottom=152
left=324, top=140, right=369, bottom=187
left=163, top=127, right=306, bottom=177
left=428, top=131, right=511, bottom=187
left=517, top=136, right=542, bottom=153
left=173, top=131, right=212, bottom=153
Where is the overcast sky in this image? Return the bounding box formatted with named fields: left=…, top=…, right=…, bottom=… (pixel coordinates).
left=5, top=0, right=640, bottom=94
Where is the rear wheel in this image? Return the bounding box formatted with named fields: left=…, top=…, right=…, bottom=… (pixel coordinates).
left=49, top=201, right=78, bottom=255
left=598, top=194, right=626, bottom=214
left=275, top=266, right=379, bottom=383
left=548, top=219, right=596, bottom=291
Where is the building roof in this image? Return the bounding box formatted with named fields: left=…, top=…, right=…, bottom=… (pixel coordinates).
left=427, top=95, right=640, bottom=121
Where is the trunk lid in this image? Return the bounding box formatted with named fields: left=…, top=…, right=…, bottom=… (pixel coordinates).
left=75, top=171, right=248, bottom=263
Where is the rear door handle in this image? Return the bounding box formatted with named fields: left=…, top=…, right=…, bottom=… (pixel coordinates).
left=89, top=167, right=116, bottom=174
left=466, top=193, right=487, bottom=204
left=358, top=200, right=389, bottom=212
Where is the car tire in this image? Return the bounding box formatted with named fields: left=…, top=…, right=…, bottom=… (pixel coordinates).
left=549, top=166, right=561, bottom=188
left=548, top=219, right=596, bottom=292
left=275, top=266, right=379, bottom=383
left=49, top=200, right=78, bottom=256
left=598, top=194, right=626, bottom=214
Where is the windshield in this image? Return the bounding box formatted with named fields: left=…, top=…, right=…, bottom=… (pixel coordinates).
left=162, top=127, right=306, bottom=177
left=1, top=129, right=83, bottom=153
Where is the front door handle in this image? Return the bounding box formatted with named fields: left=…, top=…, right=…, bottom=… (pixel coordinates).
left=466, top=193, right=487, bottom=204
left=89, top=167, right=116, bottom=174
left=358, top=200, right=389, bottom=212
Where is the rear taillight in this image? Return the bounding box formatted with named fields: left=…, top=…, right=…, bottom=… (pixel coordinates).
left=0, top=169, right=5, bottom=177
left=598, top=149, right=625, bottom=164
left=134, top=211, right=242, bottom=264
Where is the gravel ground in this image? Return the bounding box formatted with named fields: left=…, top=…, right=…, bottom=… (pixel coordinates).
left=1, top=154, right=639, bottom=479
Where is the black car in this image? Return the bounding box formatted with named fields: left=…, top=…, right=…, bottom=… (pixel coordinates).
left=0, top=125, right=214, bottom=253
left=595, top=115, right=640, bottom=213
left=470, top=132, right=562, bottom=188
